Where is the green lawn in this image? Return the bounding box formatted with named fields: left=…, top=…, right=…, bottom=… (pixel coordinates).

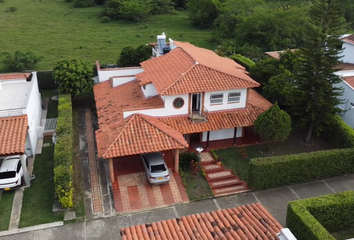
left=216, top=131, right=334, bottom=182
left=0, top=191, right=15, bottom=231
left=19, top=141, right=64, bottom=228
left=180, top=170, right=213, bottom=201
left=332, top=228, right=354, bottom=240
left=0, top=0, right=213, bottom=70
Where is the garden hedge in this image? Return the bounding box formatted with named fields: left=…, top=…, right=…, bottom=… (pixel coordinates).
left=229, top=54, right=255, bottom=71
left=248, top=148, right=354, bottom=190
left=287, top=191, right=354, bottom=240
left=53, top=94, right=73, bottom=208
left=322, top=115, right=354, bottom=148
left=37, top=71, right=56, bottom=90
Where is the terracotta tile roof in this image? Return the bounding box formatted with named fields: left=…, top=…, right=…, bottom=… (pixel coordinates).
left=160, top=105, right=267, bottom=134
left=338, top=63, right=354, bottom=71
left=120, top=203, right=283, bottom=240
left=136, top=42, right=259, bottom=95
left=248, top=89, right=273, bottom=109
left=0, top=73, right=30, bottom=81
left=341, top=34, right=354, bottom=45
left=0, top=115, right=28, bottom=155
left=96, top=114, right=188, bottom=158
left=343, top=76, right=354, bottom=88
left=265, top=49, right=297, bottom=59
left=93, top=79, right=164, bottom=127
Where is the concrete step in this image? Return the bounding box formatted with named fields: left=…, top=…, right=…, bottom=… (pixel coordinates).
left=212, top=183, right=251, bottom=197
left=205, top=170, right=234, bottom=181
left=201, top=163, right=223, bottom=173
left=200, top=152, right=216, bottom=164
left=209, top=177, right=243, bottom=189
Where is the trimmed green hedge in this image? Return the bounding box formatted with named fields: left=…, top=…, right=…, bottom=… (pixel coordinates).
left=37, top=71, right=56, bottom=90
left=210, top=149, right=219, bottom=160
left=287, top=191, right=354, bottom=240
left=248, top=148, right=354, bottom=190
left=53, top=94, right=73, bottom=208
left=322, top=115, right=354, bottom=148
left=229, top=54, right=255, bottom=71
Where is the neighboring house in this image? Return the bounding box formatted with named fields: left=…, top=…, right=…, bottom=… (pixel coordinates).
left=0, top=72, right=43, bottom=157
left=94, top=34, right=272, bottom=184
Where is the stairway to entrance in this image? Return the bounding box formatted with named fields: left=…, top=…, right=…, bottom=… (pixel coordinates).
left=199, top=152, right=250, bottom=197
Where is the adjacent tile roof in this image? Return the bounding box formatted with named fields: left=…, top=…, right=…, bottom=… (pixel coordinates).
left=94, top=79, right=164, bottom=127
left=96, top=114, right=188, bottom=158
left=341, top=34, right=354, bottom=45
left=0, top=115, right=28, bottom=155
left=338, top=63, right=354, bottom=71
left=248, top=89, right=273, bottom=109
left=120, top=203, right=283, bottom=240
left=265, top=49, right=297, bottom=59
left=136, top=42, right=259, bottom=95
left=343, top=76, right=354, bottom=88
left=0, top=73, right=31, bottom=81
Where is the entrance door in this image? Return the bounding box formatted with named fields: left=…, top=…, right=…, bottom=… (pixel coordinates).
left=191, top=93, right=201, bottom=113
left=189, top=133, right=201, bottom=144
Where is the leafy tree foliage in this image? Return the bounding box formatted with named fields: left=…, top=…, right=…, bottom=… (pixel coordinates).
left=151, top=0, right=175, bottom=14
left=73, top=0, right=95, bottom=7
left=53, top=58, right=94, bottom=97
left=117, top=45, right=151, bottom=67
left=254, top=102, right=292, bottom=150
left=0, top=50, right=42, bottom=73
left=290, top=0, right=344, bottom=142
left=187, top=0, right=220, bottom=28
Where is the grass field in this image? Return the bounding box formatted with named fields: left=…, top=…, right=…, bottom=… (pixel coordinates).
left=0, top=0, right=213, bottom=70
left=0, top=191, right=15, bottom=231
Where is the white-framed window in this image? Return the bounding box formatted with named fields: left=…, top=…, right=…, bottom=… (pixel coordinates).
left=228, top=92, right=241, bottom=103
left=210, top=93, right=223, bottom=104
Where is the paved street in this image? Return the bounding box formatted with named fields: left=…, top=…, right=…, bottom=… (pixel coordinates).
left=1, top=174, right=353, bottom=240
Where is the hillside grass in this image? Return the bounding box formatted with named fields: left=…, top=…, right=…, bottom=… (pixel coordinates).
left=0, top=0, right=213, bottom=70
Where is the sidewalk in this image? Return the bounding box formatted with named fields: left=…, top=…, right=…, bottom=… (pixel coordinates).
left=0, top=174, right=353, bottom=240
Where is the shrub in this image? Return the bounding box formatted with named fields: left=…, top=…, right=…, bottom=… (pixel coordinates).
left=322, top=115, right=354, bottom=148
left=229, top=54, right=255, bottom=71
left=37, top=71, right=56, bottom=90
left=179, top=152, right=198, bottom=171
left=210, top=149, right=218, bottom=160
left=101, top=16, right=110, bottom=23
left=54, top=94, right=74, bottom=208
left=6, top=6, right=17, bottom=12
left=287, top=191, right=354, bottom=240
left=248, top=148, right=354, bottom=190
left=73, top=0, right=95, bottom=7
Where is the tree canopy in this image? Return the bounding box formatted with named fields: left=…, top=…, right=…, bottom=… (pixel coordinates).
left=117, top=45, right=151, bottom=67
left=53, top=58, right=94, bottom=97
left=1, top=51, right=42, bottom=73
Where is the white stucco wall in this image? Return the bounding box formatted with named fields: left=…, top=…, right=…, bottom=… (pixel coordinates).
left=335, top=80, right=354, bottom=128
left=141, top=83, right=158, bottom=98
left=112, top=76, right=136, bottom=87
left=201, top=127, right=242, bottom=142
left=340, top=42, right=354, bottom=64
left=23, top=72, right=42, bottom=155
left=123, top=94, right=189, bottom=118
left=204, top=89, right=247, bottom=112
left=98, top=67, right=143, bottom=83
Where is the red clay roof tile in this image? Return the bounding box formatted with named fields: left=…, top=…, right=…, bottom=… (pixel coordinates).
left=0, top=115, right=27, bottom=155
left=120, top=203, right=283, bottom=240
left=0, top=73, right=30, bottom=80
left=343, top=76, right=354, bottom=88
left=341, top=34, right=354, bottom=45
left=136, top=42, right=259, bottom=95
left=96, top=114, right=188, bottom=158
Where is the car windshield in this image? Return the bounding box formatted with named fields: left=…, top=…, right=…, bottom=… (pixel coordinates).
left=151, top=164, right=166, bottom=173
left=0, top=171, right=16, bottom=179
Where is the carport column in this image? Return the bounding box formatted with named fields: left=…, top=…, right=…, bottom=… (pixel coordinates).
left=174, top=149, right=179, bottom=173
left=108, top=158, right=115, bottom=183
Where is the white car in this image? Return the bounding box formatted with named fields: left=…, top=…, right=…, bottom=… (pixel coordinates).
left=0, top=155, right=24, bottom=191
left=141, top=152, right=170, bottom=184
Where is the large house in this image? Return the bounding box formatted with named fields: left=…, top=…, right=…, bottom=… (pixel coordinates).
left=0, top=72, right=43, bottom=158
left=93, top=34, right=272, bottom=185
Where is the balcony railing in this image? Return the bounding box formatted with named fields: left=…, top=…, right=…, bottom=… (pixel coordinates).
left=189, top=107, right=208, bottom=123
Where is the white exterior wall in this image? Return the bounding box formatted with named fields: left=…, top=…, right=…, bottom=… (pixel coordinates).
left=141, top=83, right=158, bottom=98
left=335, top=80, right=354, bottom=128
left=201, top=127, right=242, bottom=142
left=98, top=67, right=143, bottom=83
left=23, top=72, right=42, bottom=155
left=124, top=94, right=189, bottom=118
left=204, top=89, right=247, bottom=112
left=340, top=42, right=354, bottom=64
left=112, top=76, right=136, bottom=87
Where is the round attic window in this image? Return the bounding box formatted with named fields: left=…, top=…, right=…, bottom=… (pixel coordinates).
left=173, top=97, right=184, bottom=109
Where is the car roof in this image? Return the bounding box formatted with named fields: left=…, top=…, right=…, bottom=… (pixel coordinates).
left=143, top=152, right=165, bottom=165
left=0, top=155, right=20, bottom=172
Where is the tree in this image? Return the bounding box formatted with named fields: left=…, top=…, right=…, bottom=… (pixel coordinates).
left=53, top=58, right=93, bottom=97
left=117, top=44, right=151, bottom=67
left=187, top=0, right=221, bottom=28
left=1, top=51, right=42, bottom=73
left=291, top=0, right=344, bottom=142
left=254, top=102, right=292, bottom=150
left=73, top=0, right=95, bottom=7
left=104, top=0, right=152, bottom=22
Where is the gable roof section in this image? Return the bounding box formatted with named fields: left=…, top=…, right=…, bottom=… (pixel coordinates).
left=136, top=42, right=259, bottom=95
left=120, top=203, right=283, bottom=240
left=96, top=114, right=188, bottom=158
left=0, top=115, right=28, bottom=156
left=343, top=76, right=354, bottom=88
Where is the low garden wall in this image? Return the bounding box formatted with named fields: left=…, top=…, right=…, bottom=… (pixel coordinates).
left=53, top=94, right=73, bottom=208
left=286, top=191, right=354, bottom=240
